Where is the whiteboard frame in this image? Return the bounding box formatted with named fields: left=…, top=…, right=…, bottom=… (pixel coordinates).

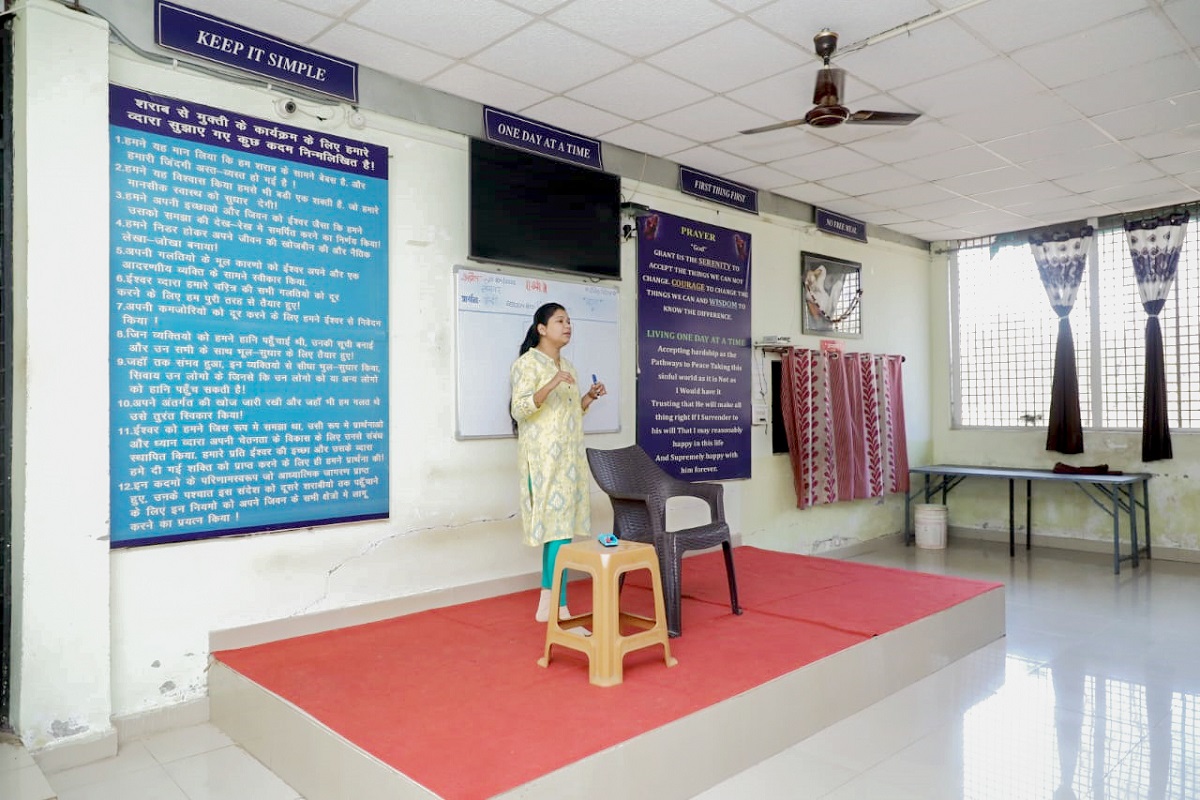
left=453, top=265, right=622, bottom=439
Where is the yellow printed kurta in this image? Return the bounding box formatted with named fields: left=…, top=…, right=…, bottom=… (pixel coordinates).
left=510, top=349, right=590, bottom=546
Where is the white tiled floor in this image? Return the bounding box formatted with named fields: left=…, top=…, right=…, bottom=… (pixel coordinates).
left=8, top=537, right=1200, bottom=799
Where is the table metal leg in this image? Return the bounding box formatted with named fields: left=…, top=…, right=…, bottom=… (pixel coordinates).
left=924, top=474, right=931, bottom=503
left=1128, top=483, right=1139, bottom=568
left=1026, top=479, right=1032, bottom=551
left=1111, top=489, right=1120, bottom=575
left=1008, top=479, right=1015, bottom=558
left=1143, top=479, right=1152, bottom=560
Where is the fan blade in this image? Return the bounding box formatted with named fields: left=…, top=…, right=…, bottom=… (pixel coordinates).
left=812, top=67, right=844, bottom=107
left=739, top=118, right=809, bottom=135
left=846, top=110, right=921, bottom=125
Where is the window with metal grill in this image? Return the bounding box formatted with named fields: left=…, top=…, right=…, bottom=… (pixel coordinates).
left=952, top=216, right=1200, bottom=431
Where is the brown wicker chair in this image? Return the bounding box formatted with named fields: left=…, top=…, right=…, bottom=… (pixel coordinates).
left=586, top=444, right=741, bottom=637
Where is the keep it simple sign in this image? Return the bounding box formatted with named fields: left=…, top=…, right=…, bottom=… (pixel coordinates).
left=155, top=0, right=358, bottom=101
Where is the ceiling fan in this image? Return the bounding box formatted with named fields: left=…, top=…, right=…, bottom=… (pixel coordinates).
left=740, top=29, right=922, bottom=135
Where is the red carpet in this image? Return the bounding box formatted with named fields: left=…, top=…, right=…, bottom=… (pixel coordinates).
left=214, top=546, right=1000, bottom=799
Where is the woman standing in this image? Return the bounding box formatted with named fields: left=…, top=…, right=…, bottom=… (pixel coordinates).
left=510, top=302, right=606, bottom=622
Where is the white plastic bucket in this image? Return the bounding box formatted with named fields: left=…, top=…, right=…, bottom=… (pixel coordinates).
left=914, top=504, right=948, bottom=549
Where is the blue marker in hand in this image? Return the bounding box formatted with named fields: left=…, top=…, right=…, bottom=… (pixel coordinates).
left=592, top=374, right=597, bottom=385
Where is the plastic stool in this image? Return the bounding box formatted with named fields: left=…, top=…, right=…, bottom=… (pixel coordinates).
left=538, top=539, right=677, bottom=687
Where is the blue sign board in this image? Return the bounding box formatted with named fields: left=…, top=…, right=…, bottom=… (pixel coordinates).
left=109, top=86, right=388, bottom=547
left=155, top=0, right=358, bottom=102
left=636, top=210, right=752, bottom=481
left=679, top=167, right=758, bottom=214
left=483, top=107, right=604, bottom=170
left=815, top=207, right=868, bottom=243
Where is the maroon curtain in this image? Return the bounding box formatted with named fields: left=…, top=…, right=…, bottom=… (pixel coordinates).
left=779, top=349, right=908, bottom=509
left=1029, top=226, right=1092, bottom=455
left=1126, top=211, right=1189, bottom=462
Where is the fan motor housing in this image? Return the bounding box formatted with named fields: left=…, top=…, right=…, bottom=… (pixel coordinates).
left=805, top=105, right=849, bottom=128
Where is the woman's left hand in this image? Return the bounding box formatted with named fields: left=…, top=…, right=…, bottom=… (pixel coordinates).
left=587, top=382, right=606, bottom=400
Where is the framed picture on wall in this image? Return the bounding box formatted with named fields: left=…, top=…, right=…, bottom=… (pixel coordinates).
left=801, top=251, right=862, bottom=338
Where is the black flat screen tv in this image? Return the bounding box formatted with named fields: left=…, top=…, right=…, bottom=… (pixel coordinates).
left=469, top=138, right=621, bottom=280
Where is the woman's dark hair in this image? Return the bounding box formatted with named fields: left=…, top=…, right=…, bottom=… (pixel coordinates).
left=518, top=302, right=565, bottom=357
left=511, top=302, right=566, bottom=433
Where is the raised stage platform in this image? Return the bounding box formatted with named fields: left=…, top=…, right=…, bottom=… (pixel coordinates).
left=209, top=546, right=1005, bottom=800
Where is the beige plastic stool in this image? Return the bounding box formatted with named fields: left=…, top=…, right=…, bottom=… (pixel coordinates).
left=538, top=539, right=677, bottom=687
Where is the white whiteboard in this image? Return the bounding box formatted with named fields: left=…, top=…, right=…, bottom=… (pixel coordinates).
left=455, top=266, right=621, bottom=438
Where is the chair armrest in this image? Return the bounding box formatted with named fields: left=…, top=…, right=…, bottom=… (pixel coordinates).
left=663, top=479, right=724, bottom=522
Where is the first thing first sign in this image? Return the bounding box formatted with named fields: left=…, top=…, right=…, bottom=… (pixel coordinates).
left=155, top=0, right=358, bottom=101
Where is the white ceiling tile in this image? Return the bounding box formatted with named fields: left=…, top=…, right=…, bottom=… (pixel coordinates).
left=888, top=221, right=967, bottom=240
left=285, top=0, right=360, bottom=16
left=774, top=147, right=881, bottom=182
left=855, top=209, right=918, bottom=226
left=748, top=0, right=939, bottom=50
left=1152, top=150, right=1200, bottom=175
left=550, top=0, right=732, bottom=57
left=955, top=0, right=1145, bottom=52
left=1051, top=163, right=1161, bottom=194
left=935, top=166, right=1039, bottom=196
left=712, top=130, right=833, bottom=164
left=1020, top=143, right=1141, bottom=181
left=1019, top=198, right=1114, bottom=222
left=903, top=196, right=992, bottom=220
left=940, top=209, right=1036, bottom=234
left=819, top=165, right=923, bottom=196
left=1093, top=91, right=1200, bottom=143
left=425, top=64, right=550, bottom=111
left=858, top=183, right=961, bottom=211
left=712, top=0, right=775, bottom=11
left=835, top=19, right=991, bottom=92
left=647, top=96, right=775, bottom=141
left=1178, top=170, right=1200, bottom=189
left=891, top=58, right=1047, bottom=120
left=985, top=120, right=1111, bottom=163
left=502, top=0, right=573, bottom=13
left=1164, top=0, right=1200, bottom=47
left=775, top=183, right=848, bottom=205
left=601, top=124, right=696, bottom=158
left=1086, top=176, right=1189, bottom=205
left=567, top=63, right=711, bottom=120
left=1124, top=131, right=1200, bottom=160
left=647, top=19, right=808, bottom=93
left=521, top=97, right=628, bottom=137
left=350, top=0, right=530, bottom=59
left=1010, top=10, right=1183, bottom=89
left=311, top=25, right=452, bottom=83
left=821, top=197, right=885, bottom=217
left=469, top=22, right=631, bottom=93
left=1055, top=53, right=1200, bottom=118
left=973, top=181, right=1071, bottom=210
left=859, top=182, right=960, bottom=209
left=941, top=93, right=1081, bottom=142
left=725, top=165, right=799, bottom=190
left=1108, top=187, right=1200, bottom=213
left=671, top=145, right=757, bottom=175
left=847, top=122, right=975, bottom=164
left=897, top=146, right=1010, bottom=182
left=185, top=0, right=336, bottom=42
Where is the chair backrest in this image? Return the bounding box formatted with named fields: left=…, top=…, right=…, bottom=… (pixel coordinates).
left=586, top=445, right=671, bottom=543
left=586, top=445, right=669, bottom=498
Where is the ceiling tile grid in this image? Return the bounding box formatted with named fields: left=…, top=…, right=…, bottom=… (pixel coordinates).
left=226, top=0, right=1200, bottom=241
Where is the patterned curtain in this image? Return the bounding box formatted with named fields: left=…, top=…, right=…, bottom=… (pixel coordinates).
left=779, top=349, right=908, bottom=509
left=1126, top=210, right=1190, bottom=462
left=1029, top=226, right=1092, bottom=455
